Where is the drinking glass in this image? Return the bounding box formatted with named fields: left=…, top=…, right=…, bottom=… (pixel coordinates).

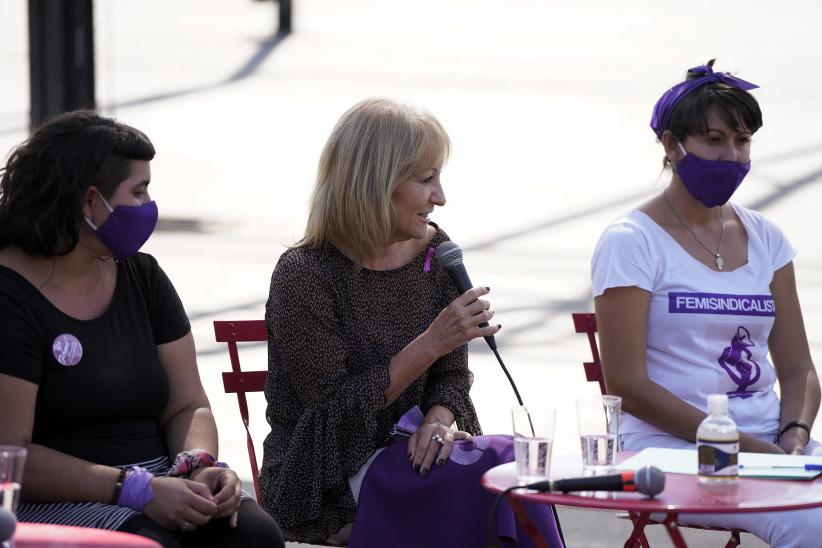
left=511, top=406, right=556, bottom=484
left=576, top=395, right=621, bottom=473
left=0, top=445, right=26, bottom=515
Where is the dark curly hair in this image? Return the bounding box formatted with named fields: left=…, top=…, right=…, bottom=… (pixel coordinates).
left=664, top=59, right=763, bottom=168
left=0, top=110, right=155, bottom=257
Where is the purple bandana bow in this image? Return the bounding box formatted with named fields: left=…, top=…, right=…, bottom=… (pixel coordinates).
left=650, top=65, right=759, bottom=137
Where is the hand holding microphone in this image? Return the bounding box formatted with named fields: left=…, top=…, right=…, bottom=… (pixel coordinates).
left=435, top=241, right=526, bottom=406
left=425, top=286, right=500, bottom=356
left=435, top=241, right=499, bottom=350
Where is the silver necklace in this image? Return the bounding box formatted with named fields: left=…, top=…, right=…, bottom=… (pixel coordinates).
left=664, top=189, right=726, bottom=271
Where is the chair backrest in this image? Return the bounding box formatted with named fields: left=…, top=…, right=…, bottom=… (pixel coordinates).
left=571, top=312, right=606, bottom=395
left=213, top=320, right=267, bottom=502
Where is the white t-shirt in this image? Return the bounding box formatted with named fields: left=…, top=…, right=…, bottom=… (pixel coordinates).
left=591, top=203, right=795, bottom=440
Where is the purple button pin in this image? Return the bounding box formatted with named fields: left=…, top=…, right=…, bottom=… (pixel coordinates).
left=52, top=333, right=83, bottom=366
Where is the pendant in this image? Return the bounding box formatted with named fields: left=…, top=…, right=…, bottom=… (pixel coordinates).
left=715, top=254, right=724, bottom=271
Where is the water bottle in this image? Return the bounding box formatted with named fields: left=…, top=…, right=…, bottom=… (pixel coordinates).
left=697, top=394, right=739, bottom=487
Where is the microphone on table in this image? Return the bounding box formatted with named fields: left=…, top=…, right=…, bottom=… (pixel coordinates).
left=526, top=466, right=666, bottom=497
left=0, top=509, right=16, bottom=543
left=435, top=241, right=529, bottom=407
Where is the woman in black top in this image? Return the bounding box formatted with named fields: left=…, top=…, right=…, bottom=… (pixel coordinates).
left=0, top=111, right=283, bottom=548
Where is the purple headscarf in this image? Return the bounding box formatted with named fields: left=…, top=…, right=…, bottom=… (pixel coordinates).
left=650, top=64, right=759, bottom=138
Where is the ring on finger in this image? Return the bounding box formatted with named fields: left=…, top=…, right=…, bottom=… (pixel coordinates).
left=432, top=434, right=445, bottom=445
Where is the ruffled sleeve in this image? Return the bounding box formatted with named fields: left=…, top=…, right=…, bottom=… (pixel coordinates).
left=260, top=248, right=391, bottom=541
left=420, top=346, right=482, bottom=435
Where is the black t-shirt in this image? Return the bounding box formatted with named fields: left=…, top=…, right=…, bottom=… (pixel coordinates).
left=0, top=253, right=191, bottom=465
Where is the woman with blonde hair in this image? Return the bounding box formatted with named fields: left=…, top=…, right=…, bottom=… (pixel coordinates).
left=260, top=98, right=562, bottom=547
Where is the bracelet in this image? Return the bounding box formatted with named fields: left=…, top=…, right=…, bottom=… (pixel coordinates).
left=118, top=466, right=155, bottom=511
left=169, top=449, right=228, bottom=478
left=776, top=420, right=812, bottom=443
left=110, top=467, right=127, bottom=505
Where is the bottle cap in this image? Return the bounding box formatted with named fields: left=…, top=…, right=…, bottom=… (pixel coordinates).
left=707, top=394, right=728, bottom=414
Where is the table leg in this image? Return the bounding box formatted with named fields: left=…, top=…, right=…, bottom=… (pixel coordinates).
left=624, top=511, right=652, bottom=548
left=507, top=498, right=550, bottom=548
left=662, top=513, right=688, bottom=548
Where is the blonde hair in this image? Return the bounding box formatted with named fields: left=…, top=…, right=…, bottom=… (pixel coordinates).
left=301, top=98, right=451, bottom=263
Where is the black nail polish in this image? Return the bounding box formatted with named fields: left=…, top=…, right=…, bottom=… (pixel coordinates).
left=413, top=464, right=420, bottom=472
left=485, top=286, right=490, bottom=290
left=436, top=459, right=444, bottom=467
left=421, top=468, right=428, bottom=477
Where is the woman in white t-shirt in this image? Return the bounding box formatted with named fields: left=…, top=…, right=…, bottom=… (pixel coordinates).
left=592, top=60, right=822, bottom=547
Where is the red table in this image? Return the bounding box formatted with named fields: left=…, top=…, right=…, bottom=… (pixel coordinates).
left=481, top=453, right=822, bottom=548
left=13, top=523, right=160, bottom=547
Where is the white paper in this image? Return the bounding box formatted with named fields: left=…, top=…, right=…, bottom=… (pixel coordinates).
left=618, top=448, right=822, bottom=480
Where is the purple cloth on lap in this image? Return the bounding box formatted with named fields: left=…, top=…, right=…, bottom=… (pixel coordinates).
left=349, top=435, right=563, bottom=548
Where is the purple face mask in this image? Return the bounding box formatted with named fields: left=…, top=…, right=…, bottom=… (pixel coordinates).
left=84, top=195, right=159, bottom=261
left=675, top=142, right=750, bottom=207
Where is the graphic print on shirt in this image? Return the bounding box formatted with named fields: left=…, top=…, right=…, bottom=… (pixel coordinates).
left=669, top=292, right=775, bottom=399
left=717, top=326, right=760, bottom=399
left=667, top=292, right=775, bottom=316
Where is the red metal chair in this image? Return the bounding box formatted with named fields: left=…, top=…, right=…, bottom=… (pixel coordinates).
left=571, top=312, right=743, bottom=548
left=213, top=320, right=268, bottom=502
left=213, top=319, right=349, bottom=547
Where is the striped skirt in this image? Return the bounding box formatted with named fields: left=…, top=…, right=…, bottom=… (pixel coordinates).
left=17, top=455, right=170, bottom=530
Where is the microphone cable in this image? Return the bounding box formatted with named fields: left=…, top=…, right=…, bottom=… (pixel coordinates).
left=435, top=241, right=563, bottom=544
left=483, top=484, right=521, bottom=548
left=483, top=481, right=564, bottom=548
left=489, top=341, right=565, bottom=545
left=492, top=346, right=524, bottom=407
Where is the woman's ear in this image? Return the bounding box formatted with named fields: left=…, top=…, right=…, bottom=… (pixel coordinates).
left=82, top=186, right=100, bottom=219
left=660, top=130, right=683, bottom=165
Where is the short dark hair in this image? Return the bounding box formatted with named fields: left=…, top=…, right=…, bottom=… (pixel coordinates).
left=664, top=60, right=763, bottom=169
left=0, top=110, right=155, bottom=257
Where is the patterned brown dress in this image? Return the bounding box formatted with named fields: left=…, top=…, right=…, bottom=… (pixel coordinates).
left=260, top=224, right=482, bottom=543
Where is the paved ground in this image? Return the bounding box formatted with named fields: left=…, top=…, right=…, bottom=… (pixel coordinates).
left=3, top=0, right=821, bottom=545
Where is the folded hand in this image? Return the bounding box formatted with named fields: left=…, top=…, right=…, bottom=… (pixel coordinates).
left=408, top=419, right=472, bottom=477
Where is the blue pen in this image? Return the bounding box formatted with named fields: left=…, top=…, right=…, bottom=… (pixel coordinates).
left=740, top=464, right=822, bottom=471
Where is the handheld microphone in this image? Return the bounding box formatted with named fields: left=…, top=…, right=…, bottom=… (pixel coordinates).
left=526, top=466, right=665, bottom=497
left=0, top=509, right=16, bottom=543
left=435, top=241, right=527, bottom=408
left=435, top=241, right=497, bottom=350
